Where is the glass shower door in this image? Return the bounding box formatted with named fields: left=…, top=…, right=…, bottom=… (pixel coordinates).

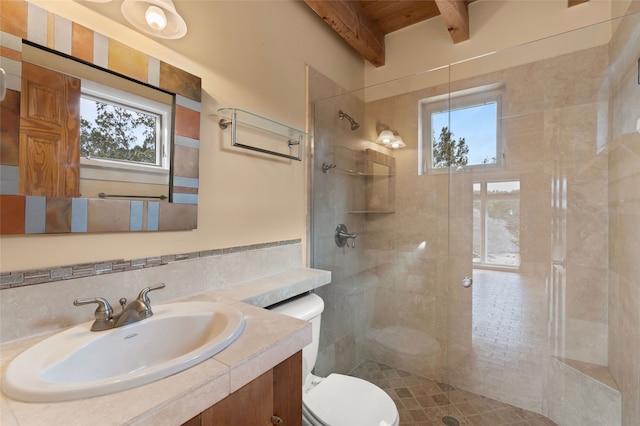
left=443, top=164, right=474, bottom=425
left=443, top=40, right=556, bottom=424
left=442, top=13, right=638, bottom=425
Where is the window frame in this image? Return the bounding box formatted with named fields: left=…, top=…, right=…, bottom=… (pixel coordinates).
left=80, top=79, right=172, bottom=174
left=418, top=83, right=504, bottom=175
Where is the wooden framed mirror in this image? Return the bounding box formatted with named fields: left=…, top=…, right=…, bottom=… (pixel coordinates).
left=0, top=1, right=201, bottom=234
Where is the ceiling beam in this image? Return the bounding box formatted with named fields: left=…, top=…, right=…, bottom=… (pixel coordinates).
left=303, top=0, right=386, bottom=67
left=434, top=0, right=470, bottom=44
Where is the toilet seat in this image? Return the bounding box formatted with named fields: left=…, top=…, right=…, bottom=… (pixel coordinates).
left=302, top=373, right=399, bottom=426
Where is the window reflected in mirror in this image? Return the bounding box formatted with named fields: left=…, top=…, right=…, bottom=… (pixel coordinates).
left=80, top=84, right=170, bottom=169
left=22, top=42, right=174, bottom=201
left=79, top=81, right=172, bottom=200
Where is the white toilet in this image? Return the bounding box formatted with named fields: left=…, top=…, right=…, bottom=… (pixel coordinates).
left=269, top=293, right=400, bottom=426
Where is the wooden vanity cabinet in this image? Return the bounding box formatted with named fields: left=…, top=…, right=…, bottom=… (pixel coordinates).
left=183, top=351, right=302, bottom=426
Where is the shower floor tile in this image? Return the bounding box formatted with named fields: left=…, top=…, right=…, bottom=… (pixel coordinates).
left=350, top=360, right=557, bottom=426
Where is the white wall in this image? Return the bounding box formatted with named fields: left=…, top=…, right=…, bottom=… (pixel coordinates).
left=0, top=0, right=364, bottom=272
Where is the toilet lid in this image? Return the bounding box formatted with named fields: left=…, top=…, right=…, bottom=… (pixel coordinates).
left=303, top=374, right=398, bottom=426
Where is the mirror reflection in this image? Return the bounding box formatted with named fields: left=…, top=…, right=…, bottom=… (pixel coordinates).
left=21, top=42, right=173, bottom=200
left=0, top=4, right=201, bottom=235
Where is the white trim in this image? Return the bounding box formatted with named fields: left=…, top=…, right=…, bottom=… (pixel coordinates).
left=418, top=83, right=505, bottom=175
left=80, top=79, right=172, bottom=171
left=80, top=158, right=169, bottom=185
left=421, top=82, right=504, bottom=105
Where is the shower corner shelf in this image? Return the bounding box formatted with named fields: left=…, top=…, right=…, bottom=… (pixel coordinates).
left=349, top=210, right=396, bottom=214
left=330, top=146, right=397, bottom=176
left=217, top=107, right=311, bottom=161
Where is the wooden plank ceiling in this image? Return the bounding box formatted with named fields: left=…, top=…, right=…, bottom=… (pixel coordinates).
left=303, top=0, right=588, bottom=67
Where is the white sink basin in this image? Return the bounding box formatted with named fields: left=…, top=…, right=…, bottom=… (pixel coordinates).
left=2, top=301, right=245, bottom=402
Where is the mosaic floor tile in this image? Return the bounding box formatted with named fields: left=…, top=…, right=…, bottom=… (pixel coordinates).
left=349, top=360, right=557, bottom=426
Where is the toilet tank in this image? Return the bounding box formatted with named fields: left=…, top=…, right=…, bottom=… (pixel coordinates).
left=268, top=293, right=324, bottom=379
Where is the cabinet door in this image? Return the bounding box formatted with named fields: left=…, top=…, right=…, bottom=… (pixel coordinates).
left=273, top=351, right=302, bottom=426
left=202, top=369, right=274, bottom=426
left=181, top=414, right=201, bottom=426
left=185, top=351, right=303, bottom=426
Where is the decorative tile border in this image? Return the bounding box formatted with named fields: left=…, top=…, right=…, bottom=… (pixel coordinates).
left=0, top=239, right=302, bottom=290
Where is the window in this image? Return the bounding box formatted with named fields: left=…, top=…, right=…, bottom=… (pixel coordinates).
left=473, top=180, right=520, bottom=268
left=80, top=80, right=172, bottom=172
left=419, top=84, right=503, bottom=174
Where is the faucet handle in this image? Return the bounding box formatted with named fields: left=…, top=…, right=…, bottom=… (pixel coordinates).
left=73, top=297, right=114, bottom=330
left=137, top=283, right=166, bottom=306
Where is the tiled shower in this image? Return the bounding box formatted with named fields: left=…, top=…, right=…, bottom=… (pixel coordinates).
left=309, top=8, right=639, bottom=426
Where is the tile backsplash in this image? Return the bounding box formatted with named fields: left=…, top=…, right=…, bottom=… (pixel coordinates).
left=0, top=239, right=300, bottom=290
left=0, top=239, right=303, bottom=343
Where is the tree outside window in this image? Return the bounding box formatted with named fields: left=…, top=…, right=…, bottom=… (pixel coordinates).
left=432, top=126, right=469, bottom=168
left=430, top=102, right=498, bottom=169
left=81, top=100, right=158, bottom=166
left=419, top=84, right=503, bottom=174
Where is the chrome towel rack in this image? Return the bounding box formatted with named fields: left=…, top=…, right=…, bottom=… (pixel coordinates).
left=98, top=193, right=167, bottom=200
left=217, top=108, right=310, bottom=161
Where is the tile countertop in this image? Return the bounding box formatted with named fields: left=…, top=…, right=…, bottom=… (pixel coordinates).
left=0, top=268, right=331, bottom=426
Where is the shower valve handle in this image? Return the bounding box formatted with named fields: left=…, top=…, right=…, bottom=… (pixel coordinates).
left=335, top=224, right=357, bottom=248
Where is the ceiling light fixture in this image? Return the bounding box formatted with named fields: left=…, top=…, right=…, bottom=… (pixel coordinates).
left=121, top=0, right=187, bottom=39
left=145, top=5, right=167, bottom=30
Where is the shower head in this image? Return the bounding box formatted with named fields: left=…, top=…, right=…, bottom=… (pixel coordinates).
left=338, top=110, right=360, bottom=131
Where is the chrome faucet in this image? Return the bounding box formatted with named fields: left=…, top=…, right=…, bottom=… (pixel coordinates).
left=74, top=283, right=166, bottom=331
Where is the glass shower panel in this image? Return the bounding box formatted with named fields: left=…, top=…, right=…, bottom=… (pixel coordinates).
left=310, top=64, right=456, bottom=391
left=483, top=181, right=521, bottom=268
left=484, top=197, right=520, bottom=266
left=310, top=82, right=370, bottom=378
left=311, top=10, right=639, bottom=424
left=445, top=14, right=637, bottom=425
